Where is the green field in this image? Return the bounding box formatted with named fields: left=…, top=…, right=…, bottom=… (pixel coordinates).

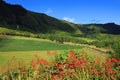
left=0, top=36, right=83, bottom=52
left=0, top=48, right=107, bottom=67
left=0, top=51, right=55, bottom=66
left=0, top=36, right=107, bottom=67
left=0, top=36, right=83, bottom=66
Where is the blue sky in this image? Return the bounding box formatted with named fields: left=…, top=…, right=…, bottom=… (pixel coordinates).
left=5, top=0, right=120, bottom=24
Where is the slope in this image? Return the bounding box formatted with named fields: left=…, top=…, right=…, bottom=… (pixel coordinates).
left=0, top=0, right=75, bottom=33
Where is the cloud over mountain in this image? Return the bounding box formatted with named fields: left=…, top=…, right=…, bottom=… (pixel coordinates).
left=63, top=17, right=75, bottom=23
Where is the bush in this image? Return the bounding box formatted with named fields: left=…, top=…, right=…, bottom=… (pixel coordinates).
left=112, top=41, right=120, bottom=59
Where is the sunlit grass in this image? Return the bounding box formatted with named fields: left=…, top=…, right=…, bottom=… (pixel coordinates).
left=0, top=36, right=83, bottom=52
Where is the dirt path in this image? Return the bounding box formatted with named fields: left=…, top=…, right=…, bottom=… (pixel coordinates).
left=63, top=42, right=112, bottom=53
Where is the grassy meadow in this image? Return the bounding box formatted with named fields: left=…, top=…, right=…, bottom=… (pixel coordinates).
left=0, top=36, right=83, bottom=65
left=0, top=35, right=119, bottom=80
left=0, top=36, right=83, bottom=52
left=0, top=36, right=106, bottom=66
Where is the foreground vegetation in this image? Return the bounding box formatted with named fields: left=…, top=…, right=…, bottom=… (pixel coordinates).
left=0, top=50, right=119, bottom=80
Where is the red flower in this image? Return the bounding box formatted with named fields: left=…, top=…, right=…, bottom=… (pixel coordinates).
left=47, top=51, right=58, bottom=55
left=112, top=54, right=119, bottom=63
left=51, top=74, right=62, bottom=80
left=30, top=59, right=37, bottom=71
left=22, top=66, right=27, bottom=74
left=92, top=68, right=98, bottom=75
left=40, top=59, right=49, bottom=66
left=117, top=66, right=120, bottom=69
left=0, top=66, right=6, bottom=73
left=56, top=62, right=64, bottom=71
left=68, top=50, right=77, bottom=61
left=14, top=65, right=18, bottom=71
left=118, top=76, right=120, bottom=79
left=52, top=51, right=58, bottom=55
left=67, top=61, right=75, bottom=69
left=106, top=56, right=111, bottom=65
left=81, top=50, right=86, bottom=57
left=106, top=66, right=112, bottom=71
left=96, top=58, right=101, bottom=65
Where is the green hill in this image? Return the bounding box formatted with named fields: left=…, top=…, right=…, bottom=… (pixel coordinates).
left=78, top=23, right=120, bottom=35
left=0, top=0, right=120, bottom=35
left=0, top=0, right=75, bottom=33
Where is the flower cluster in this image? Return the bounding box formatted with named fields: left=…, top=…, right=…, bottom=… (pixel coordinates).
left=0, top=50, right=119, bottom=80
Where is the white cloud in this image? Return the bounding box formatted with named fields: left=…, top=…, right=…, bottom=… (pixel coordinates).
left=46, top=8, right=53, bottom=14
left=63, top=17, right=75, bottom=23
left=91, top=19, right=101, bottom=23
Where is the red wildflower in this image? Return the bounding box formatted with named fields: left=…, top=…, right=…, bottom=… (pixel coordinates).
left=14, top=65, right=18, bottom=71
left=30, top=59, right=37, bottom=71
left=81, top=50, right=86, bottom=57
left=69, top=50, right=75, bottom=57
left=56, top=62, right=64, bottom=71
left=22, top=66, right=27, bottom=74
left=117, top=66, right=120, bottom=69
left=106, top=66, right=112, bottom=71
left=0, top=66, right=6, bottom=72
left=67, top=61, right=75, bottom=69
left=51, top=74, right=62, bottom=80
left=75, top=59, right=85, bottom=68
left=112, top=54, right=119, bottom=63
left=104, top=75, right=109, bottom=79
left=47, top=51, right=57, bottom=55
left=92, top=68, right=98, bottom=75
left=96, top=58, right=101, bottom=65
left=68, top=50, right=77, bottom=61
left=7, top=61, right=12, bottom=70
left=110, top=70, right=116, bottom=75
left=51, top=74, right=58, bottom=80
left=52, top=51, right=58, bottom=55
left=34, top=54, right=50, bottom=66
left=36, top=58, right=40, bottom=65
left=106, top=56, right=111, bottom=65
left=118, top=76, right=120, bottom=79
left=40, top=59, right=49, bottom=66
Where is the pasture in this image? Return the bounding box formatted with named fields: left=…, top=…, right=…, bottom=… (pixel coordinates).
left=0, top=36, right=83, bottom=66
left=0, top=36, right=106, bottom=67
left=0, top=36, right=83, bottom=52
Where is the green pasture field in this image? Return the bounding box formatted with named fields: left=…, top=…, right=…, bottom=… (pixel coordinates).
left=0, top=36, right=83, bottom=52
left=0, top=48, right=107, bottom=67
left=0, top=51, right=55, bottom=66
left=0, top=36, right=106, bottom=67
left=0, top=36, right=83, bottom=66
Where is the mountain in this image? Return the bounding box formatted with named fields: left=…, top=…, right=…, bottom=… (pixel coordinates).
left=78, top=23, right=120, bottom=34
left=0, top=0, right=75, bottom=33
left=0, top=0, right=120, bottom=35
